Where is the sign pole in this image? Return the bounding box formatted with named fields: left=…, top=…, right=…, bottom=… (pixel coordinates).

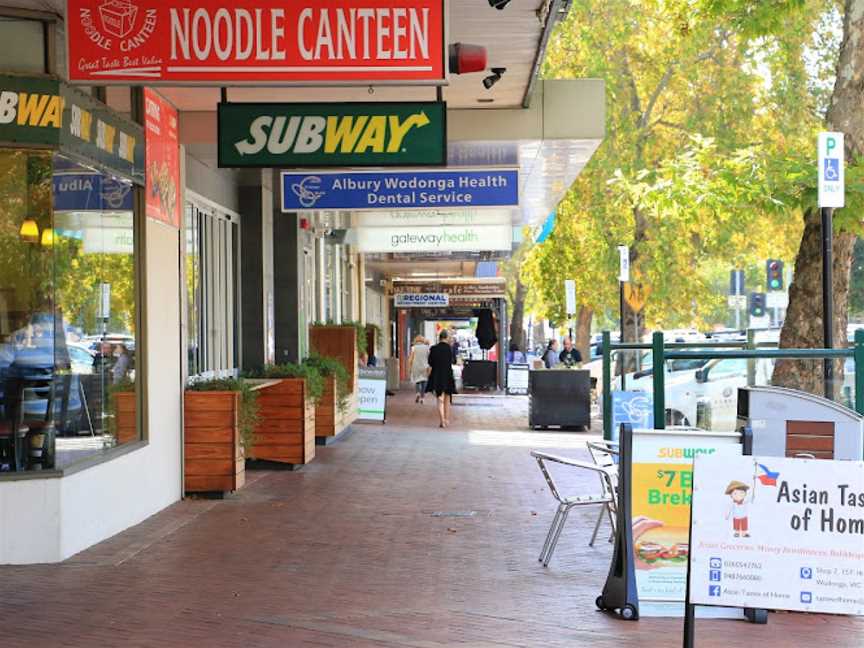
left=619, top=281, right=625, bottom=347
left=817, top=131, right=843, bottom=399
left=822, top=206, right=834, bottom=399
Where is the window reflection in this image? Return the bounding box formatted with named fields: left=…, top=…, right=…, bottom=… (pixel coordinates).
left=0, top=151, right=138, bottom=474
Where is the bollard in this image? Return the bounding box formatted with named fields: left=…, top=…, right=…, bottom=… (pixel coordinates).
left=603, top=331, right=612, bottom=440
left=855, top=329, right=864, bottom=418
left=652, top=332, right=665, bottom=429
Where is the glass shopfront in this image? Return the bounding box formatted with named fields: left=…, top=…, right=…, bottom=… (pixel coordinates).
left=0, top=150, right=139, bottom=473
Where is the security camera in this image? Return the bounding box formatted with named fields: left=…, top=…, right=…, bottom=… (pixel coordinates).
left=483, top=67, right=506, bottom=90
left=488, top=0, right=511, bottom=9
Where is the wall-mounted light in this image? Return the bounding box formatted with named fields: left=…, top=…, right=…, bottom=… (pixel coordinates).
left=40, top=227, right=54, bottom=247
left=19, top=218, right=39, bottom=243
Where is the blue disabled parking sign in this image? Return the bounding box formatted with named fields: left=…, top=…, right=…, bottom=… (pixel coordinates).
left=818, top=132, right=844, bottom=208
left=824, top=158, right=840, bottom=182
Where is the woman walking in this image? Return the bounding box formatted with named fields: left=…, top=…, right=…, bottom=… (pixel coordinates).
left=407, top=335, right=431, bottom=403
left=426, top=330, right=456, bottom=428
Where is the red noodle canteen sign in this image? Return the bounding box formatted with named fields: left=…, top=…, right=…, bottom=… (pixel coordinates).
left=144, top=89, right=180, bottom=227
left=66, top=1, right=445, bottom=84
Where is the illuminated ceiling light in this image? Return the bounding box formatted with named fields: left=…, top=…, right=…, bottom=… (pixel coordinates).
left=40, top=227, right=55, bottom=247
left=19, top=218, right=39, bottom=243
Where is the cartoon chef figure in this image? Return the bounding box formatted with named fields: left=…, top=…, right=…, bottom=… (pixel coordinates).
left=724, top=480, right=751, bottom=538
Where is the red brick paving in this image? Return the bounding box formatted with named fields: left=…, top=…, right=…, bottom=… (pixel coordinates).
left=0, top=390, right=861, bottom=647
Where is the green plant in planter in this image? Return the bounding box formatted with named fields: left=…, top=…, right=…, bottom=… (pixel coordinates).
left=304, top=355, right=351, bottom=413
left=186, top=378, right=260, bottom=454
left=107, top=377, right=136, bottom=442
left=311, top=319, right=368, bottom=356
left=256, top=363, right=326, bottom=404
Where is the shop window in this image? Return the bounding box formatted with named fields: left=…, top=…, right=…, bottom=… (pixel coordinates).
left=0, top=17, right=47, bottom=74
left=0, top=151, right=138, bottom=474
left=186, top=200, right=240, bottom=377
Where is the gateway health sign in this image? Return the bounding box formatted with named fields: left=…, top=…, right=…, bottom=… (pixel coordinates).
left=66, top=0, right=445, bottom=84
left=281, top=169, right=519, bottom=212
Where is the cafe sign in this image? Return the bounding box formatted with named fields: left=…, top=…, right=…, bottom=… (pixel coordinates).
left=66, top=0, right=446, bottom=85
left=0, top=75, right=145, bottom=184
left=218, top=101, right=446, bottom=167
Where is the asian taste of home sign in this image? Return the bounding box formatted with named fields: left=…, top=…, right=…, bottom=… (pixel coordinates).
left=66, top=0, right=445, bottom=84
left=689, top=454, right=864, bottom=616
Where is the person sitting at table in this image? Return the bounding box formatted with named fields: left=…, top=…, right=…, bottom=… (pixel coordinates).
left=559, top=337, right=583, bottom=367
left=542, top=339, right=560, bottom=368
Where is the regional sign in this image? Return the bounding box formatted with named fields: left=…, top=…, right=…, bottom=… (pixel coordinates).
left=66, top=1, right=446, bottom=85
left=689, top=454, right=864, bottom=616
left=394, top=293, right=449, bottom=307
left=280, top=169, right=520, bottom=212
left=144, top=89, right=180, bottom=227
left=357, top=224, right=513, bottom=253
left=218, top=102, right=445, bottom=168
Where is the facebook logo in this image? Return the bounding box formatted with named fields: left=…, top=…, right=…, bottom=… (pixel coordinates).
left=709, top=585, right=721, bottom=597
left=824, top=158, right=840, bottom=182
left=709, top=557, right=722, bottom=570
left=801, top=592, right=813, bottom=604
left=709, top=570, right=722, bottom=582
left=800, top=567, right=812, bottom=580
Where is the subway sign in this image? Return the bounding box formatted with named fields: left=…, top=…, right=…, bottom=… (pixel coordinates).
left=0, top=75, right=145, bottom=184
left=218, top=101, right=446, bottom=167
left=66, top=0, right=445, bottom=85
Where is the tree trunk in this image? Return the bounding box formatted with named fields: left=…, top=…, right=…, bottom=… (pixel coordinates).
left=508, top=276, right=526, bottom=352
left=772, top=0, right=864, bottom=398
left=772, top=209, right=855, bottom=397
left=574, top=306, right=594, bottom=363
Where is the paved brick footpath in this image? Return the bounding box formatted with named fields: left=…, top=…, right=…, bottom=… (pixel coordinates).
left=0, top=391, right=861, bottom=647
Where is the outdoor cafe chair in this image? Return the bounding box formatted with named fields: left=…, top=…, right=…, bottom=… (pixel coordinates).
left=586, top=440, right=619, bottom=545
left=530, top=450, right=618, bottom=567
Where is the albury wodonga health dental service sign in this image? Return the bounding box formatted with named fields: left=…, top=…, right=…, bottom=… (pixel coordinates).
left=67, top=1, right=445, bottom=84
left=689, top=455, right=864, bottom=616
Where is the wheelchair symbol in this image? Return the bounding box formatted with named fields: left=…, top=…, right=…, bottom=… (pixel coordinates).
left=824, top=158, right=840, bottom=182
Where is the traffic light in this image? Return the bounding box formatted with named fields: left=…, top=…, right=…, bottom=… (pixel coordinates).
left=749, top=292, right=766, bottom=318
left=766, top=259, right=784, bottom=291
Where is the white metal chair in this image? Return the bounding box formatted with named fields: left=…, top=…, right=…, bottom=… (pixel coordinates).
left=531, top=450, right=618, bottom=567
left=586, top=440, right=619, bottom=545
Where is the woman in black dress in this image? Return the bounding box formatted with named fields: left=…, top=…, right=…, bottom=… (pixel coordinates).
left=426, top=330, right=456, bottom=428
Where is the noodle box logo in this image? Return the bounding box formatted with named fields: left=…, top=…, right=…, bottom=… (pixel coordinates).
left=66, top=0, right=445, bottom=84
left=79, top=1, right=158, bottom=50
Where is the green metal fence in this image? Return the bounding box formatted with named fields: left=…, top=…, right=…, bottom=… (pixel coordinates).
left=601, top=329, right=864, bottom=440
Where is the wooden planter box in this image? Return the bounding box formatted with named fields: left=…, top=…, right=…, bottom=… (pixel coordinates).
left=184, top=391, right=244, bottom=495
left=315, top=375, right=357, bottom=440
left=309, top=326, right=359, bottom=390
left=247, top=379, right=315, bottom=466
left=112, top=391, right=137, bottom=444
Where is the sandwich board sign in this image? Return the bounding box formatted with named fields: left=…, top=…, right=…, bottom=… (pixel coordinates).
left=688, top=454, right=864, bottom=616
left=631, top=429, right=742, bottom=603
left=818, top=132, right=845, bottom=209
left=357, top=366, right=387, bottom=422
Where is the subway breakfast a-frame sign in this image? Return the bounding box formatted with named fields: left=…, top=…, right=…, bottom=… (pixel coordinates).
left=217, top=101, right=446, bottom=167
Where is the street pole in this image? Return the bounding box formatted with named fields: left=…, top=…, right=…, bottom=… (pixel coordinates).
left=619, top=281, right=625, bottom=345
left=822, top=207, right=834, bottom=399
